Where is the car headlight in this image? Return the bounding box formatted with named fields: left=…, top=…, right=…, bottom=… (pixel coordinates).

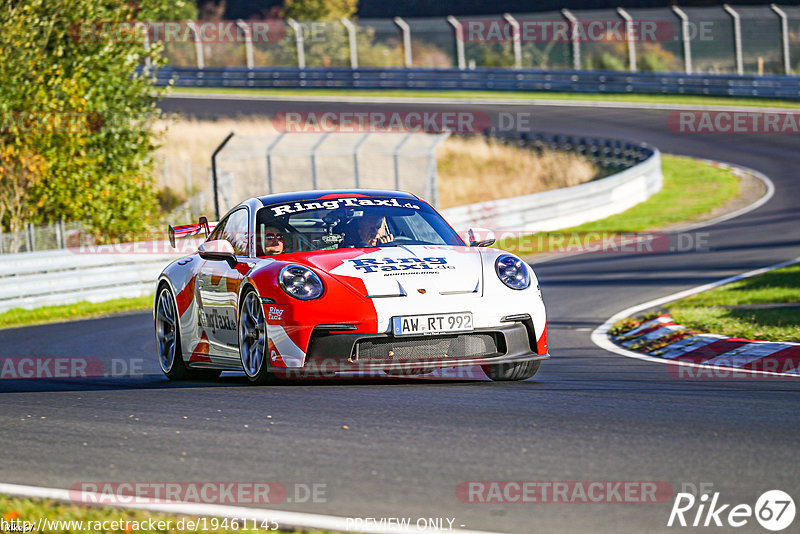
left=495, top=254, right=531, bottom=290
left=278, top=264, right=324, bottom=300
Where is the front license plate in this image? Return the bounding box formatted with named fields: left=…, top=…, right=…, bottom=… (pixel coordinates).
left=392, top=312, right=473, bottom=336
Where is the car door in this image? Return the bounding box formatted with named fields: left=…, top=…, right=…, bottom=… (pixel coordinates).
left=197, top=207, right=252, bottom=363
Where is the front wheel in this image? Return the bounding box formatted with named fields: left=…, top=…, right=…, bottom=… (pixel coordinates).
left=482, top=359, right=541, bottom=381
left=239, top=289, right=274, bottom=385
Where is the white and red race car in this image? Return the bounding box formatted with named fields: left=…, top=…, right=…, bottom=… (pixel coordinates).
left=154, top=190, right=548, bottom=383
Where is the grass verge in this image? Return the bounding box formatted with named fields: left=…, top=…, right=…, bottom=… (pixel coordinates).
left=0, top=296, right=153, bottom=330
left=497, top=154, right=740, bottom=256
left=667, top=264, right=800, bottom=342
left=171, top=87, right=800, bottom=110
left=0, top=494, right=325, bottom=533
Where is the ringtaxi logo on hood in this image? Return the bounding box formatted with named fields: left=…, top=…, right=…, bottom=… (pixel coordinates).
left=347, top=257, right=450, bottom=273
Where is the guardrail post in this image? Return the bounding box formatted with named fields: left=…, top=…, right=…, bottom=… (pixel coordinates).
left=503, top=13, right=522, bottom=69
left=266, top=132, right=286, bottom=195
left=287, top=18, right=306, bottom=69
left=771, top=4, right=791, bottom=75
left=310, top=133, right=330, bottom=190
left=447, top=16, right=466, bottom=70
left=353, top=133, right=370, bottom=188
left=723, top=5, right=743, bottom=75
left=394, top=17, right=412, bottom=68
left=672, top=6, right=692, bottom=74
left=561, top=9, right=581, bottom=70
left=341, top=18, right=359, bottom=69
left=186, top=21, right=205, bottom=69
left=236, top=19, right=255, bottom=69
left=617, top=8, right=637, bottom=72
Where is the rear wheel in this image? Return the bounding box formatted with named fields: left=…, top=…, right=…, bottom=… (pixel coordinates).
left=155, top=285, right=189, bottom=380
left=482, top=360, right=541, bottom=381
left=239, top=289, right=274, bottom=385
left=156, top=285, right=222, bottom=381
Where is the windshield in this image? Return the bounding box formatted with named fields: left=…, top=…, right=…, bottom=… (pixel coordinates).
left=254, top=196, right=464, bottom=256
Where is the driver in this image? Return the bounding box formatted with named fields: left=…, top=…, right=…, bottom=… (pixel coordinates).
left=355, top=215, right=393, bottom=247
left=260, top=225, right=285, bottom=255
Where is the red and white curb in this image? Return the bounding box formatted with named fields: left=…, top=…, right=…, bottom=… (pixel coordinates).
left=611, top=314, right=800, bottom=376
left=592, top=255, right=800, bottom=379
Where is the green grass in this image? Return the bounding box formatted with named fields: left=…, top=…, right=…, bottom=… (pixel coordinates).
left=667, top=265, right=800, bottom=342
left=0, top=295, right=153, bottom=330
left=0, top=494, right=327, bottom=533
left=171, top=86, right=800, bottom=109
left=498, top=154, right=740, bottom=256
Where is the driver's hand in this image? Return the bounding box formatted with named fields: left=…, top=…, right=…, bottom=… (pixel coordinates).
left=377, top=233, right=394, bottom=244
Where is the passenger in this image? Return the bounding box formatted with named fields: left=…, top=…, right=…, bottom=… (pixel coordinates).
left=261, top=225, right=285, bottom=255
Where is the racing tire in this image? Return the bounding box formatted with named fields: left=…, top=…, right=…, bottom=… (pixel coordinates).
left=238, top=288, right=275, bottom=385
left=482, top=359, right=541, bottom=381
left=155, top=285, right=190, bottom=381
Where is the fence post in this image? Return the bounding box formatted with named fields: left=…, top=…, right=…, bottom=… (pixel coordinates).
left=186, top=21, right=205, bottom=69
left=266, top=132, right=286, bottom=195
left=140, top=23, right=152, bottom=70
left=394, top=17, right=412, bottom=68
left=428, top=133, right=450, bottom=209
left=447, top=16, right=466, bottom=70
left=26, top=222, right=34, bottom=252
left=393, top=133, right=414, bottom=190
left=56, top=220, right=65, bottom=249
left=561, top=9, right=581, bottom=70
left=287, top=18, right=306, bottom=69
left=723, top=5, right=743, bottom=75
left=771, top=4, right=791, bottom=75
left=503, top=13, right=522, bottom=69
left=672, top=6, right=693, bottom=74
left=310, top=133, right=330, bottom=190
left=0, top=226, right=4, bottom=254
left=353, top=133, right=370, bottom=188
left=211, top=132, right=235, bottom=220
left=236, top=20, right=255, bottom=69
left=341, top=18, right=359, bottom=69
left=617, top=8, right=637, bottom=72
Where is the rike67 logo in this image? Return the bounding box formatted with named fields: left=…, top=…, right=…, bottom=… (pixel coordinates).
left=668, top=488, right=795, bottom=531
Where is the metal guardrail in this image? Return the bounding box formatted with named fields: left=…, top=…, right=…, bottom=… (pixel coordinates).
left=148, top=66, right=800, bottom=99
left=441, top=133, right=662, bottom=233
left=0, top=246, right=182, bottom=313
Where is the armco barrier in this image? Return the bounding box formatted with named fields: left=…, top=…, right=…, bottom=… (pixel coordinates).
left=441, top=135, right=661, bottom=233
left=0, top=136, right=659, bottom=312
left=0, top=246, right=182, bottom=313
left=148, top=66, right=800, bottom=99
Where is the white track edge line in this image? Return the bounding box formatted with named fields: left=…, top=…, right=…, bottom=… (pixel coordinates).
left=0, top=482, right=500, bottom=534
left=166, top=92, right=798, bottom=113
left=591, top=256, right=800, bottom=379
left=527, top=158, right=774, bottom=266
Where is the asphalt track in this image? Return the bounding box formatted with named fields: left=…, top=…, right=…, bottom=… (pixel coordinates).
left=1, top=96, right=799, bottom=534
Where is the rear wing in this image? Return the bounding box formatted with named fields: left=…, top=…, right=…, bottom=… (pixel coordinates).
left=168, top=216, right=218, bottom=248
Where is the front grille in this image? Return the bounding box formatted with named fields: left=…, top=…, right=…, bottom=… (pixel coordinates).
left=353, top=333, right=500, bottom=362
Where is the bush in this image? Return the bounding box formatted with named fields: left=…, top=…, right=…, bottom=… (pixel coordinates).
left=0, top=0, right=195, bottom=241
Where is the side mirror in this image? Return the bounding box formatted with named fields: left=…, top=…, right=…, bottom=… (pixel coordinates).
left=468, top=228, right=496, bottom=247
left=198, top=240, right=237, bottom=268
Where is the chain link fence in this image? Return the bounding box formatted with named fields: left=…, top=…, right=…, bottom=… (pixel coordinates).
left=153, top=6, right=799, bottom=75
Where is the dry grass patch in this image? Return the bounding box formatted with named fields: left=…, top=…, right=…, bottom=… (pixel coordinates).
left=436, top=136, right=598, bottom=208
